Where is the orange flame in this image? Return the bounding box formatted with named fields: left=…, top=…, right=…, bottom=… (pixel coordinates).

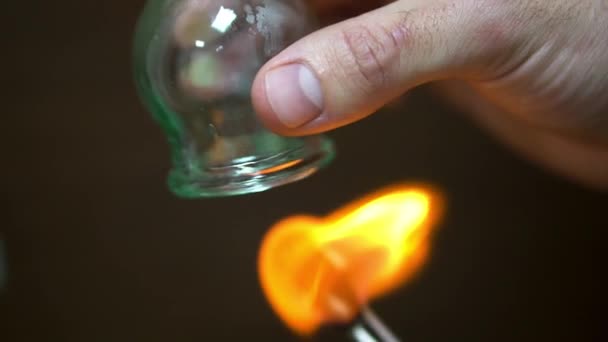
left=258, top=184, right=444, bottom=336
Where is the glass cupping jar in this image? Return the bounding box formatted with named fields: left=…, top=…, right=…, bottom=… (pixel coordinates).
left=133, top=0, right=335, bottom=198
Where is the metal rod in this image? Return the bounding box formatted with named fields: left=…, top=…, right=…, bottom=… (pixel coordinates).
left=312, top=306, right=402, bottom=342
left=348, top=307, right=402, bottom=342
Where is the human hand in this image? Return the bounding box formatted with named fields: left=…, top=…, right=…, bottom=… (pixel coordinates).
left=251, top=0, right=608, bottom=189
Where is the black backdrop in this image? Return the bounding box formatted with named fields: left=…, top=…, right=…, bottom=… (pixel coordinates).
left=1, top=1, right=606, bottom=341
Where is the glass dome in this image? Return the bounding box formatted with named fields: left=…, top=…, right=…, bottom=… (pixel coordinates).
left=133, top=0, right=335, bottom=198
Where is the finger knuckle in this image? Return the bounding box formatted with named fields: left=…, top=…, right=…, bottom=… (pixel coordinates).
left=336, top=21, right=408, bottom=93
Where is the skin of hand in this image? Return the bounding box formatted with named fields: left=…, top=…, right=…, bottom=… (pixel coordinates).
left=251, top=0, right=608, bottom=190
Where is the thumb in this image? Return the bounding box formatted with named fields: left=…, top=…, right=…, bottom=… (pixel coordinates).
left=252, top=0, right=512, bottom=135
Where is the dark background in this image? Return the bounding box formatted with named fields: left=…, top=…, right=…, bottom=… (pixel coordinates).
left=1, top=1, right=606, bottom=341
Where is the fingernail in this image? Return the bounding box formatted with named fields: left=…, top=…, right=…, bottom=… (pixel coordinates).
left=265, top=64, right=323, bottom=128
